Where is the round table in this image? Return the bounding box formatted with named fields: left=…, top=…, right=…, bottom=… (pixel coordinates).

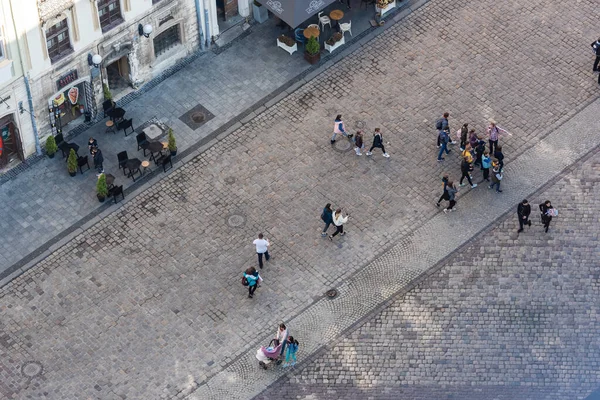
left=303, top=26, right=320, bottom=39
left=329, top=10, right=344, bottom=30
left=105, top=120, right=116, bottom=134
left=162, top=142, right=168, bottom=149
left=141, top=160, right=150, bottom=175
left=147, top=141, right=164, bottom=163
left=125, top=158, right=141, bottom=173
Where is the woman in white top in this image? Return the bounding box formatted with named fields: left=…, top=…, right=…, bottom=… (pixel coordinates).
left=276, top=323, right=288, bottom=356
left=329, top=208, right=349, bottom=241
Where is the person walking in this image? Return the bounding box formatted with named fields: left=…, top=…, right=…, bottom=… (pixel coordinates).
left=331, top=114, right=352, bottom=144
left=276, top=323, right=289, bottom=356
left=443, top=181, right=458, bottom=213
left=487, top=119, right=506, bottom=155
left=243, top=267, right=262, bottom=298
left=435, top=174, right=450, bottom=207
left=437, top=129, right=451, bottom=161
left=283, top=336, right=299, bottom=367
left=481, top=150, right=491, bottom=181
left=320, top=203, right=334, bottom=236
left=494, top=145, right=505, bottom=173
left=488, top=163, right=503, bottom=193
left=474, top=137, right=485, bottom=167
left=354, top=131, right=365, bottom=155
left=253, top=233, right=270, bottom=269
left=435, top=112, right=450, bottom=148
left=458, top=123, right=469, bottom=151
left=591, top=37, right=600, bottom=73
left=88, top=137, right=98, bottom=154
left=92, top=148, right=104, bottom=175
left=459, top=156, right=477, bottom=188
left=468, top=129, right=479, bottom=152
left=517, top=199, right=532, bottom=233
left=329, top=208, right=349, bottom=240
left=539, top=200, right=556, bottom=233
left=366, top=128, right=389, bottom=158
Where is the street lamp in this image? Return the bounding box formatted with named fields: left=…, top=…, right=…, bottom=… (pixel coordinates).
left=138, top=24, right=153, bottom=38
left=88, top=53, right=103, bottom=68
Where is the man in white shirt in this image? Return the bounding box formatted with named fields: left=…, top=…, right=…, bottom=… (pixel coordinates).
left=253, top=233, right=270, bottom=269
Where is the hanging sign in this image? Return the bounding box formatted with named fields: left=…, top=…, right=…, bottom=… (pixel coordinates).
left=56, top=70, right=78, bottom=91
left=68, top=87, right=79, bottom=104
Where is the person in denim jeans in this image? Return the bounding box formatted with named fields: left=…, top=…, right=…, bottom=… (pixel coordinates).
left=489, top=165, right=503, bottom=192
left=437, top=129, right=451, bottom=161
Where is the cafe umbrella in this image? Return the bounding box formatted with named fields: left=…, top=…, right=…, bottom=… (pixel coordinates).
left=263, top=0, right=337, bottom=28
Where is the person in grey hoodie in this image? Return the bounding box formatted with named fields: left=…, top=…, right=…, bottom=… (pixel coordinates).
left=443, top=181, right=458, bottom=213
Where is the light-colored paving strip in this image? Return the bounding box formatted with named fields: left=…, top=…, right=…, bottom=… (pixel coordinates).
left=187, top=98, right=600, bottom=400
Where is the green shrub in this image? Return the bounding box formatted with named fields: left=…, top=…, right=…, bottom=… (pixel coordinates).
left=305, top=36, right=320, bottom=55
left=45, top=135, right=58, bottom=155
left=167, top=128, right=177, bottom=151
left=96, top=173, right=108, bottom=197
left=103, top=84, right=112, bottom=101
left=67, top=149, right=78, bottom=174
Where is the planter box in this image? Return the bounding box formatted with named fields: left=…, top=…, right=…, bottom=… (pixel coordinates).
left=277, top=38, right=298, bottom=55
left=253, top=4, right=269, bottom=23
left=375, top=0, right=396, bottom=17
left=324, top=35, right=345, bottom=53
left=304, top=51, right=321, bottom=65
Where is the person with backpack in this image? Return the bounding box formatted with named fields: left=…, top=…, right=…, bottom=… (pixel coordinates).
left=331, top=114, right=352, bottom=144
left=329, top=208, right=349, bottom=240
left=283, top=336, right=299, bottom=367
left=354, top=131, right=365, bottom=156
left=435, top=112, right=452, bottom=147
left=435, top=174, right=450, bottom=207
left=321, top=203, right=334, bottom=236
left=437, top=129, right=451, bottom=161
left=592, top=37, right=600, bottom=73
left=366, top=128, right=389, bottom=158
left=488, top=163, right=503, bottom=193
left=459, top=156, right=477, bottom=189
left=517, top=199, right=532, bottom=233
left=242, top=267, right=262, bottom=298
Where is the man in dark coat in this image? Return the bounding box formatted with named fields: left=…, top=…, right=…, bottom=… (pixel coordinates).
left=93, top=148, right=104, bottom=175
left=517, top=199, right=532, bottom=233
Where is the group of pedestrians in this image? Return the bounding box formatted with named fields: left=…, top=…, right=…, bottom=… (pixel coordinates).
left=87, top=137, right=105, bottom=176
left=320, top=203, right=350, bottom=241
left=331, top=115, right=389, bottom=158
left=241, top=233, right=270, bottom=298
left=516, top=199, right=557, bottom=234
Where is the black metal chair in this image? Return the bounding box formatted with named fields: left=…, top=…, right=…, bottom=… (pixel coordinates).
left=110, top=185, right=124, bottom=204
left=61, top=143, right=79, bottom=160
left=156, top=154, right=173, bottom=172
left=117, top=118, right=134, bottom=136
left=103, top=99, right=115, bottom=117
left=136, top=132, right=149, bottom=154
left=117, top=151, right=128, bottom=175
left=77, top=155, right=90, bottom=174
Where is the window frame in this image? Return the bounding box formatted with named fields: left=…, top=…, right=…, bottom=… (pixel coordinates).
left=97, top=0, right=124, bottom=33
left=46, top=18, right=73, bottom=63
left=152, top=23, right=181, bottom=58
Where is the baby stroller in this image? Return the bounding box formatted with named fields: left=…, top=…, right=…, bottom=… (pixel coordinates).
left=256, top=339, right=283, bottom=369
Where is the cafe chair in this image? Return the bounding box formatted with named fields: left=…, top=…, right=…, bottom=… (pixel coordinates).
left=110, top=185, right=124, bottom=204
left=102, top=99, right=115, bottom=116
left=318, top=12, right=331, bottom=31
left=117, top=118, right=134, bottom=136
left=156, top=154, right=173, bottom=173
left=117, top=151, right=128, bottom=174
left=77, top=155, right=90, bottom=174
left=136, top=132, right=150, bottom=155
left=294, top=28, right=306, bottom=45
left=340, top=20, right=352, bottom=36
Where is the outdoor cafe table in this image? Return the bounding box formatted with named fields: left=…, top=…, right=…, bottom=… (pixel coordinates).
left=329, top=10, right=344, bottom=30
left=303, top=26, right=320, bottom=39
left=147, top=141, right=165, bottom=163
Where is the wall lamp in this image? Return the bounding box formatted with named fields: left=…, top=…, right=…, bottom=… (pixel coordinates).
left=88, top=53, right=103, bottom=68
left=138, top=24, right=153, bottom=38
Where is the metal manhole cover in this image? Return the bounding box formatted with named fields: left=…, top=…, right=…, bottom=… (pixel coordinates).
left=332, top=138, right=353, bottom=153
left=227, top=214, right=246, bottom=228
left=326, top=289, right=338, bottom=299
left=354, top=120, right=366, bottom=130
left=21, top=361, right=43, bottom=378
left=191, top=112, right=206, bottom=123
left=224, top=177, right=236, bottom=185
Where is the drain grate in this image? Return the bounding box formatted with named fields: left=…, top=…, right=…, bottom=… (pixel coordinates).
left=191, top=112, right=205, bottom=123
left=179, top=104, right=215, bottom=130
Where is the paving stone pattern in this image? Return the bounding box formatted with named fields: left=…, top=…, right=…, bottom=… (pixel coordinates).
left=0, top=0, right=599, bottom=398
left=253, top=151, right=600, bottom=400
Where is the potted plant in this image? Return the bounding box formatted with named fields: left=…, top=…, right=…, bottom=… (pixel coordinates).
left=304, top=36, right=321, bottom=65
left=277, top=34, right=298, bottom=55
left=67, top=149, right=78, bottom=177
left=253, top=0, right=269, bottom=24
left=324, top=32, right=345, bottom=53
left=45, top=135, right=58, bottom=159
left=167, top=128, right=177, bottom=156
left=103, top=83, right=112, bottom=101
left=96, top=173, right=108, bottom=203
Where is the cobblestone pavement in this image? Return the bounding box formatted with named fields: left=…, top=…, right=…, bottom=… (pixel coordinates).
left=253, top=149, right=600, bottom=400
left=0, top=0, right=599, bottom=398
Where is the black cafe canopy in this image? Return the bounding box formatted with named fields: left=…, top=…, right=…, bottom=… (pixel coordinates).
left=262, top=0, right=337, bottom=28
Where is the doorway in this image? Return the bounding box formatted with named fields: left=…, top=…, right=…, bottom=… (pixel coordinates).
left=105, top=56, right=130, bottom=96
left=0, top=115, right=23, bottom=168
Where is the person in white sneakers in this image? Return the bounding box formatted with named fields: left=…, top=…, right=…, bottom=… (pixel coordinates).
left=366, top=128, right=390, bottom=158
left=443, top=181, right=458, bottom=213
left=329, top=208, right=349, bottom=240
left=354, top=131, right=365, bottom=155
left=253, top=233, right=270, bottom=269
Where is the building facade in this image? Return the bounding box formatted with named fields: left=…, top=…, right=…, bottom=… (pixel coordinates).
left=0, top=0, right=37, bottom=168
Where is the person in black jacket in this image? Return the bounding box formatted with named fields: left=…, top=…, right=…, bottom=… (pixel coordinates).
left=539, top=200, right=554, bottom=233
left=517, top=199, right=532, bottom=233
left=494, top=145, right=505, bottom=173
left=459, top=157, right=477, bottom=188
left=366, top=128, right=389, bottom=158
left=92, top=148, right=104, bottom=175
left=321, top=203, right=334, bottom=236
left=592, top=38, right=600, bottom=73
left=436, top=174, right=450, bottom=207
